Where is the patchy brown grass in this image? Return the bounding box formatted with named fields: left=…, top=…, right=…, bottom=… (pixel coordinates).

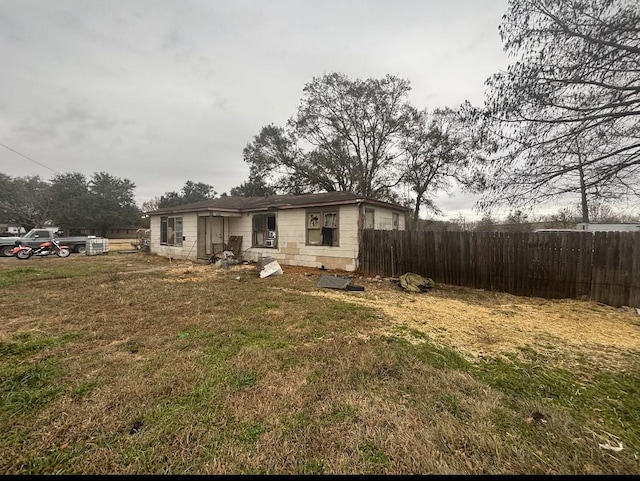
left=299, top=269, right=640, bottom=370
left=0, top=253, right=638, bottom=474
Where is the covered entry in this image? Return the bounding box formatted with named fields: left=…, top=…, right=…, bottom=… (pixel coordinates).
left=196, top=213, right=240, bottom=259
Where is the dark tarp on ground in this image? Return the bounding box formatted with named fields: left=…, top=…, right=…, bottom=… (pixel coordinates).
left=316, top=274, right=352, bottom=290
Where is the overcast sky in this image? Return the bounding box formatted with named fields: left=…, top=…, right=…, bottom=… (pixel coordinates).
left=1, top=0, right=514, bottom=221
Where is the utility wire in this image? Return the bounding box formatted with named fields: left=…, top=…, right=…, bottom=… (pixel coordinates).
left=0, top=141, right=61, bottom=176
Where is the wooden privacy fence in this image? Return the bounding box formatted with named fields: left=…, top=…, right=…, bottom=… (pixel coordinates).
left=359, top=230, right=640, bottom=308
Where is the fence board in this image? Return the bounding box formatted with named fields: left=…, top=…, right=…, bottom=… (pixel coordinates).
left=359, top=230, right=639, bottom=308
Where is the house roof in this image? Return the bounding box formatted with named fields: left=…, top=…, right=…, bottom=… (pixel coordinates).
left=145, top=191, right=409, bottom=215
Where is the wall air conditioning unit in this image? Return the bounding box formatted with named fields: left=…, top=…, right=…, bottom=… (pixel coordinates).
left=265, top=239, right=276, bottom=248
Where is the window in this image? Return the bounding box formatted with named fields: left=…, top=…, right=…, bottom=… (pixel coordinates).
left=307, top=210, right=339, bottom=246
left=392, top=213, right=400, bottom=230
left=253, top=213, right=277, bottom=247
left=160, top=216, right=183, bottom=246
left=364, top=208, right=375, bottom=229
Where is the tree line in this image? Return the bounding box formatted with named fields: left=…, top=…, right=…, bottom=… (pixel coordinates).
left=0, top=173, right=217, bottom=235
left=0, top=172, right=140, bottom=236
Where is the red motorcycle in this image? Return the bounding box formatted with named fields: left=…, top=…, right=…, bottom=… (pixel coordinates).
left=11, top=239, right=71, bottom=259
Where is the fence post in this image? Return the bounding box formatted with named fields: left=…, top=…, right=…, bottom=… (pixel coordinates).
left=391, top=244, right=396, bottom=277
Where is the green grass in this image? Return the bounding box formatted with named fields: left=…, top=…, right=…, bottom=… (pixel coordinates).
left=0, top=359, right=64, bottom=419
left=0, top=262, right=129, bottom=288
left=359, top=440, right=391, bottom=472
left=0, top=333, right=79, bottom=422
left=390, top=338, right=640, bottom=466
left=0, top=332, right=74, bottom=356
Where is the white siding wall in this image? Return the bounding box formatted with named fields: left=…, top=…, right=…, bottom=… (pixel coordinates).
left=373, top=207, right=405, bottom=230
left=149, top=203, right=406, bottom=270
left=149, top=213, right=199, bottom=260
left=226, top=206, right=360, bottom=271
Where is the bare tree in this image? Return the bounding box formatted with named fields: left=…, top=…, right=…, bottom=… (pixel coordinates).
left=503, top=209, right=533, bottom=232
left=401, top=107, right=470, bottom=228
left=478, top=0, right=640, bottom=220
left=474, top=213, right=498, bottom=232
left=141, top=197, right=161, bottom=212
left=243, top=73, right=414, bottom=201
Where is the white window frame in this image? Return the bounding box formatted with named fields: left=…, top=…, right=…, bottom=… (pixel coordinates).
left=306, top=209, right=339, bottom=246
left=392, top=212, right=400, bottom=230
left=365, top=208, right=375, bottom=229
left=160, top=216, right=183, bottom=246
left=252, top=213, right=277, bottom=248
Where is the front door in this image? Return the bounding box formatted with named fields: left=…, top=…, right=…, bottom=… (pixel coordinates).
left=197, top=216, right=226, bottom=259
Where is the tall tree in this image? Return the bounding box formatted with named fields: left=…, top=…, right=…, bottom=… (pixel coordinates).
left=229, top=175, right=277, bottom=197
left=478, top=0, right=640, bottom=220
left=49, top=172, right=92, bottom=232
left=0, top=174, right=53, bottom=231
left=503, top=209, right=533, bottom=232
left=401, top=107, right=469, bottom=228
left=474, top=213, right=498, bottom=232
left=181, top=181, right=217, bottom=204
left=243, top=73, right=415, bottom=201
left=158, top=180, right=216, bottom=208
left=86, top=172, right=140, bottom=237
left=141, top=197, right=161, bottom=213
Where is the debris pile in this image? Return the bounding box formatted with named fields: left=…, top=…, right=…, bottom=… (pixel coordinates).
left=397, top=273, right=435, bottom=293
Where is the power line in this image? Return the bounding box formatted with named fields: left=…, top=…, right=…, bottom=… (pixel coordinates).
left=0, top=141, right=61, bottom=176
left=0, top=141, right=93, bottom=197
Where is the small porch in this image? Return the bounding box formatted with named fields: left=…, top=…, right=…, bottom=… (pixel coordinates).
left=196, top=212, right=243, bottom=260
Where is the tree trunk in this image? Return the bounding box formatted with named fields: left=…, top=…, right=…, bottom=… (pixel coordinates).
left=577, top=152, right=589, bottom=223
left=412, top=200, right=422, bottom=230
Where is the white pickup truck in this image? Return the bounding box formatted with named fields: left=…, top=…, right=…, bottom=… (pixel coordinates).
left=0, top=228, right=90, bottom=257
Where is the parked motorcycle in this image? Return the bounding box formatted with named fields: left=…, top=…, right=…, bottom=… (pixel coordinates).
left=11, top=239, right=71, bottom=259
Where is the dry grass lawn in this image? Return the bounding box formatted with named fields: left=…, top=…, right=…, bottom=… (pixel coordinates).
left=159, top=261, right=640, bottom=370
left=0, top=252, right=638, bottom=474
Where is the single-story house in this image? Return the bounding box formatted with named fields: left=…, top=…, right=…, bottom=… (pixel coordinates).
left=145, top=191, right=409, bottom=271
left=69, top=226, right=140, bottom=238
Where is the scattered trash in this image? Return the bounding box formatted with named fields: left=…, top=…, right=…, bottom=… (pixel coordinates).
left=598, top=441, right=623, bottom=452
left=587, top=428, right=624, bottom=453
left=524, top=411, right=548, bottom=425
left=397, top=273, right=435, bottom=293
left=260, top=259, right=283, bottom=278
left=209, top=250, right=236, bottom=266
left=316, top=275, right=352, bottom=290
left=316, top=274, right=365, bottom=291
left=636, top=308, right=640, bottom=316
left=129, top=419, right=144, bottom=435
